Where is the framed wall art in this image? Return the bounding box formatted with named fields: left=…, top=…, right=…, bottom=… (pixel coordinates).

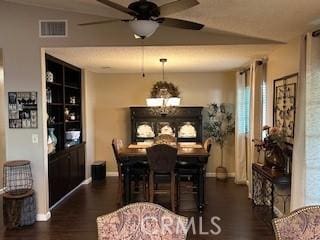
left=273, top=73, right=298, bottom=144
left=8, top=91, right=38, bottom=129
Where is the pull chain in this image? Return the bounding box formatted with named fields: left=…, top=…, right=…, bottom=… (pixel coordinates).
left=141, top=39, right=145, bottom=78
left=162, top=60, right=164, bottom=81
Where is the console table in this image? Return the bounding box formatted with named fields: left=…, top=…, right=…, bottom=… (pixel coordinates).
left=252, top=163, right=291, bottom=219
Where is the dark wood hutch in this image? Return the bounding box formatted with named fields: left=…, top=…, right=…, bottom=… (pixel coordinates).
left=46, top=54, right=85, bottom=207
left=130, top=107, right=203, bottom=143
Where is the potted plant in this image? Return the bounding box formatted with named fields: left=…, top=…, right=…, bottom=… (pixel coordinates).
left=205, top=103, right=235, bottom=180
left=253, top=126, right=292, bottom=173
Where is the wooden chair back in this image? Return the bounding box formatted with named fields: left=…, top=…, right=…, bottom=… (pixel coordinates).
left=147, top=144, right=177, bottom=174
left=155, top=134, right=177, bottom=144
left=204, top=138, right=213, bottom=153
left=112, top=138, right=124, bottom=176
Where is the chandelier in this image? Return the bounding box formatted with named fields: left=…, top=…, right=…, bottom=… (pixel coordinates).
left=146, top=58, right=180, bottom=116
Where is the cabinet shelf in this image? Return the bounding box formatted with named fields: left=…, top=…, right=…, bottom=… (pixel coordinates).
left=65, top=103, right=81, bottom=107
left=65, top=120, right=80, bottom=123
left=65, top=84, right=80, bottom=90
left=47, top=103, right=63, bottom=106
left=48, top=122, right=64, bottom=127
left=47, top=82, right=63, bottom=87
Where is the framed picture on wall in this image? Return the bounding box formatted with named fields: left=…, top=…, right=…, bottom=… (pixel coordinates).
left=8, top=91, right=38, bottom=129
left=273, top=73, right=298, bottom=144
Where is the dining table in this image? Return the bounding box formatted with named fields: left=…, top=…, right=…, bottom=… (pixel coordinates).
left=119, top=142, right=209, bottom=212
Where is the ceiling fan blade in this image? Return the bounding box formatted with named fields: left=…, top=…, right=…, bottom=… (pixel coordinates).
left=159, top=0, right=199, bottom=16
left=97, top=0, right=138, bottom=16
left=157, top=17, right=204, bottom=30
left=78, top=19, right=127, bottom=26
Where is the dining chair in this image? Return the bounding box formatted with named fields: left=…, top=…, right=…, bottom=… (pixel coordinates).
left=147, top=144, right=177, bottom=212
left=154, top=134, right=177, bottom=144
left=112, top=139, right=148, bottom=205
left=176, top=138, right=212, bottom=210
left=111, top=139, right=125, bottom=205
left=97, top=202, right=188, bottom=240
left=273, top=205, right=320, bottom=240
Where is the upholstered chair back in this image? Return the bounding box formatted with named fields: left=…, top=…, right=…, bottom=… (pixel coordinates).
left=147, top=144, right=177, bottom=174
left=97, top=202, right=188, bottom=240
left=273, top=205, right=320, bottom=240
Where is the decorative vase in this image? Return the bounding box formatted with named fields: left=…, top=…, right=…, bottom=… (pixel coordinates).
left=215, top=145, right=228, bottom=180
left=48, top=128, right=57, bottom=154
left=46, top=71, right=54, bottom=82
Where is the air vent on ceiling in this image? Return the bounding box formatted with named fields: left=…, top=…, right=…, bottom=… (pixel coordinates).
left=39, top=20, right=68, bottom=38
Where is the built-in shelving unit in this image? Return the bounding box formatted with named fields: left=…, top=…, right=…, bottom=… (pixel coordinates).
left=45, top=54, right=85, bottom=207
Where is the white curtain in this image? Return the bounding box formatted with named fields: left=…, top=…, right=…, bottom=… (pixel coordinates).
left=291, top=32, right=320, bottom=210
left=235, top=60, right=267, bottom=196
left=235, top=71, right=249, bottom=184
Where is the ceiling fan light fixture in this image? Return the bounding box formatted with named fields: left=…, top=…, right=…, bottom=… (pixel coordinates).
left=129, top=20, right=159, bottom=38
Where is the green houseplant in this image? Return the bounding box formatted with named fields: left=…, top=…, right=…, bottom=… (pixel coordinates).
left=205, top=103, right=235, bottom=180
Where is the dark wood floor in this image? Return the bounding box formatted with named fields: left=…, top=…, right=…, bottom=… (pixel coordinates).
left=0, top=178, right=275, bottom=240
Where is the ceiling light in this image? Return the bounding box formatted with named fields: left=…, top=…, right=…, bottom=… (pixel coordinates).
left=129, top=20, right=159, bottom=39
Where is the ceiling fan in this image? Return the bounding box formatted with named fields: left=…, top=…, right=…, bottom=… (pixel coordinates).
left=79, top=0, right=204, bottom=39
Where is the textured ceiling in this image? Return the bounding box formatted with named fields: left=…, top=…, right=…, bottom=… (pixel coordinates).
left=9, top=0, right=320, bottom=73
left=6, top=0, right=320, bottom=42
left=46, top=45, right=275, bottom=73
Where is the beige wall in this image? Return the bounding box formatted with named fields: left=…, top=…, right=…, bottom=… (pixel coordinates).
left=0, top=49, right=4, bottom=188
left=83, top=71, right=96, bottom=178
left=266, top=37, right=301, bottom=125
left=87, top=72, right=236, bottom=174
left=266, top=37, right=301, bottom=214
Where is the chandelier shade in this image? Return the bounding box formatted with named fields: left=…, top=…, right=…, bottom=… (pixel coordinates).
left=146, top=97, right=180, bottom=107
left=129, top=20, right=159, bottom=38
left=146, top=98, right=163, bottom=107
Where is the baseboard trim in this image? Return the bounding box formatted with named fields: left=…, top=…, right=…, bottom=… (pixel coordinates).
left=37, top=211, right=51, bottom=221
left=82, top=177, right=92, bottom=184
left=49, top=177, right=92, bottom=211
left=106, top=172, right=119, bottom=177
left=235, top=180, right=247, bottom=185
left=206, top=172, right=235, bottom=178
left=106, top=172, right=235, bottom=178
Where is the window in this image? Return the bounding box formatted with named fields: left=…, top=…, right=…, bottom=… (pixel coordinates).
left=238, top=72, right=250, bottom=135
left=261, top=80, right=268, bottom=139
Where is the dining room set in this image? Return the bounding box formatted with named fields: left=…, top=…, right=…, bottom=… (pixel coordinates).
left=112, top=106, right=212, bottom=212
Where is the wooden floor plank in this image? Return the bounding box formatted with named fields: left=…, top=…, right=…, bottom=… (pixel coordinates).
left=0, top=177, right=275, bottom=240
